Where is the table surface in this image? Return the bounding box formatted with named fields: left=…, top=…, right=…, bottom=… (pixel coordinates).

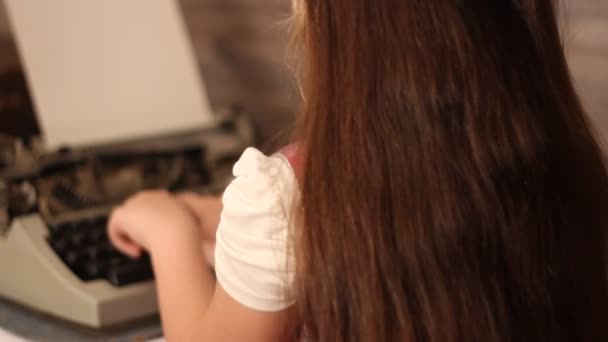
left=0, top=298, right=162, bottom=342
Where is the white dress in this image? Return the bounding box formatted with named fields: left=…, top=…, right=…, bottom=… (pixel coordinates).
left=214, top=147, right=298, bottom=311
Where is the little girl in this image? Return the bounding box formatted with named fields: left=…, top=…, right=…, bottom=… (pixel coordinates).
left=108, top=0, right=608, bottom=341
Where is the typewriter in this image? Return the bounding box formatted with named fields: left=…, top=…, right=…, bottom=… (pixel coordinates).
left=0, top=110, right=254, bottom=328
left=0, top=0, right=256, bottom=329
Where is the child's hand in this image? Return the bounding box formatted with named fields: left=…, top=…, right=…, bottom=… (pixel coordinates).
left=176, top=193, right=222, bottom=243
left=108, top=190, right=199, bottom=258
left=176, top=193, right=222, bottom=267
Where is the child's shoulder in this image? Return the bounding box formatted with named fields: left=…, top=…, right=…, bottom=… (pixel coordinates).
left=232, top=146, right=299, bottom=188
left=225, top=147, right=299, bottom=225
left=278, top=144, right=303, bottom=182
left=215, top=147, right=298, bottom=311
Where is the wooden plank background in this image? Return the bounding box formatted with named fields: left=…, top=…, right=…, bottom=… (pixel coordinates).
left=566, top=0, right=608, bottom=139
left=0, top=0, right=606, bottom=143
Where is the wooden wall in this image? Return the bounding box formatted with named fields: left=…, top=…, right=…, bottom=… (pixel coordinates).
left=566, top=1, right=608, bottom=138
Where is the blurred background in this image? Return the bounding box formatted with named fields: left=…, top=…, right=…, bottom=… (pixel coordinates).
left=565, top=0, right=608, bottom=140
left=0, top=0, right=299, bottom=149
left=0, top=0, right=606, bottom=144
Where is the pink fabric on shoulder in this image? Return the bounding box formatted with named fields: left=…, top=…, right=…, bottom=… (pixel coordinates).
left=280, top=144, right=303, bottom=184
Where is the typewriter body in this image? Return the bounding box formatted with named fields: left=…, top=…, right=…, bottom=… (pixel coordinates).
left=0, top=112, right=253, bottom=328
left=0, top=0, right=255, bottom=329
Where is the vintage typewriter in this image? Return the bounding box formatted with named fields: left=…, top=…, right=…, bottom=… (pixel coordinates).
left=0, top=110, right=254, bottom=328
left=0, top=0, right=257, bottom=329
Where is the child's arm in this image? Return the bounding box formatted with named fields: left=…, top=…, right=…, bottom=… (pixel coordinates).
left=153, top=238, right=293, bottom=340
left=108, top=191, right=292, bottom=341
left=176, top=193, right=222, bottom=266
left=177, top=193, right=222, bottom=243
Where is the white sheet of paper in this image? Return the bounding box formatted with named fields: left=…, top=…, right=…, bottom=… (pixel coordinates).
left=4, top=0, right=213, bottom=148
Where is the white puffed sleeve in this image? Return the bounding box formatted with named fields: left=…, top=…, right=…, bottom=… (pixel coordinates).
left=214, top=147, right=298, bottom=312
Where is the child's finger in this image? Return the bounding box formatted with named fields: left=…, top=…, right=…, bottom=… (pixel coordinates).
left=107, top=209, right=142, bottom=258
left=111, top=230, right=142, bottom=259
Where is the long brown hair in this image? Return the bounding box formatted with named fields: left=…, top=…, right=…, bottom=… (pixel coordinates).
left=291, top=1, right=608, bottom=341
